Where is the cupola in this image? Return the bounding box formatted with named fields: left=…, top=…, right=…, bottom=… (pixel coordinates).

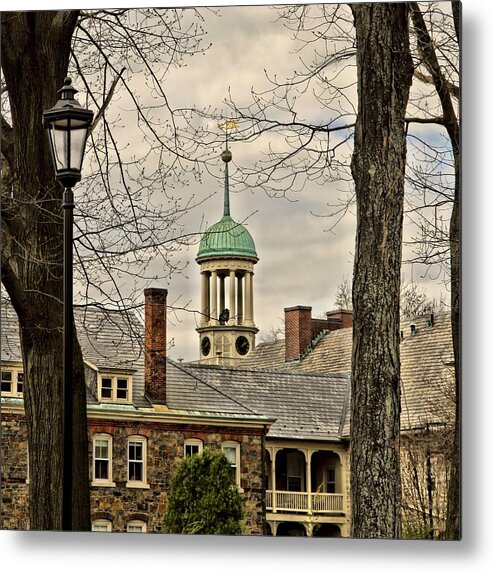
left=196, top=146, right=258, bottom=365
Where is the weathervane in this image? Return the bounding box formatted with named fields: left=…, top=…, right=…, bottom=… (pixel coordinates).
left=218, top=118, right=239, bottom=149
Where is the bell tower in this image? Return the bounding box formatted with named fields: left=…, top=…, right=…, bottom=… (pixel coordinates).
left=196, top=146, right=258, bottom=364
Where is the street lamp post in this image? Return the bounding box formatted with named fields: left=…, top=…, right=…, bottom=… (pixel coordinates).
left=43, top=77, right=93, bottom=531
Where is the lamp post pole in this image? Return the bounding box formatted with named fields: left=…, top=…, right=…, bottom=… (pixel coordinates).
left=43, top=77, right=93, bottom=531
left=62, top=186, right=74, bottom=531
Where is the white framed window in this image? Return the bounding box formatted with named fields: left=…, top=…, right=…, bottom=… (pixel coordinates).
left=98, top=374, right=132, bottom=403
left=92, top=434, right=115, bottom=486
left=92, top=519, right=112, bottom=532
left=127, top=520, right=147, bottom=533
left=222, top=441, right=241, bottom=488
left=184, top=438, right=203, bottom=458
left=127, top=436, right=149, bottom=488
left=1, top=369, right=24, bottom=397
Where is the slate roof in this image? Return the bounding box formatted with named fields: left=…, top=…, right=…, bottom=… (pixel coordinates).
left=0, top=300, right=260, bottom=419
left=240, top=313, right=455, bottom=432
left=182, top=363, right=349, bottom=441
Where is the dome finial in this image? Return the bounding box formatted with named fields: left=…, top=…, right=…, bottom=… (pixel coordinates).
left=222, top=147, right=231, bottom=217
left=218, top=119, right=238, bottom=219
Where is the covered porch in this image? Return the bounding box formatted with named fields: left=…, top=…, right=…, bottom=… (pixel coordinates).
left=265, top=444, right=347, bottom=516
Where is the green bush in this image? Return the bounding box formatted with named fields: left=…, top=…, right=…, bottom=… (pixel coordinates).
left=163, top=448, right=244, bottom=535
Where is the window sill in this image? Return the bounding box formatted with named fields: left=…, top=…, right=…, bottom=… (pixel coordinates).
left=126, top=482, right=150, bottom=490
left=91, top=481, right=116, bottom=488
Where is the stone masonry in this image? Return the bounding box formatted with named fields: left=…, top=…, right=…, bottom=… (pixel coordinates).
left=1, top=411, right=265, bottom=534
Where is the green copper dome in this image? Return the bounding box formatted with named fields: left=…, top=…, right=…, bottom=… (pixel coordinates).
left=196, top=146, right=258, bottom=262
left=197, top=215, right=257, bottom=261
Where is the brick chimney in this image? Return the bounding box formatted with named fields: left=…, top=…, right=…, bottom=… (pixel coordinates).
left=326, top=309, right=353, bottom=330
left=284, top=306, right=353, bottom=362
left=144, top=288, right=167, bottom=403
left=284, top=306, right=313, bottom=362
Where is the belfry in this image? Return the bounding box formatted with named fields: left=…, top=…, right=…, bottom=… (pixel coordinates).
left=196, top=147, right=258, bottom=363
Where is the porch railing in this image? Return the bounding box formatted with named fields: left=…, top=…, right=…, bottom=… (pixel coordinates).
left=266, top=490, right=344, bottom=514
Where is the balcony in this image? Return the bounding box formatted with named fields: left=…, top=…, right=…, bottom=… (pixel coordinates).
left=266, top=490, right=344, bottom=514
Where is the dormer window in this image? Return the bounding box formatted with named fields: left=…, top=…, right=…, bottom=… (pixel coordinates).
left=1, top=369, right=24, bottom=397
left=98, top=374, right=132, bottom=403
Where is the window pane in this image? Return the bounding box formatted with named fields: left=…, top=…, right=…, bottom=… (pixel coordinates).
left=101, top=378, right=112, bottom=399
left=116, top=388, right=128, bottom=399
left=129, top=442, right=143, bottom=461
left=185, top=444, right=200, bottom=457
left=129, top=462, right=143, bottom=481
left=95, top=459, right=109, bottom=480
left=95, top=440, right=109, bottom=459
left=117, top=378, right=128, bottom=389
left=92, top=521, right=110, bottom=532
left=127, top=523, right=144, bottom=533
left=1, top=381, right=12, bottom=393
left=223, top=446, right=237, bottom=465
left=1, top=371, right=12, bottom=381
left=17, top=372, right=24, bottom=393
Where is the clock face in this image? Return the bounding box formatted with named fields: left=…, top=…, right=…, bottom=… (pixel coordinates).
left=201, top=336, right=211, bottom=356
left=235, top=335, right=250, bottom=356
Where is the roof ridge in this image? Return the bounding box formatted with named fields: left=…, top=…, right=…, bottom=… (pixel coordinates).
left=185, top=361, right=349, bottom=379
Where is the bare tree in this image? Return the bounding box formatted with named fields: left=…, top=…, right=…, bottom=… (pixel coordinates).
left=334, top=275, right=352, bottom=311
left=1, top=8, right=209, bottom=530
left=173, top=3, right=455, bottom=537
left=408, top=1, right=460, bottom=539
left=349, top=3, right=413, bottom=538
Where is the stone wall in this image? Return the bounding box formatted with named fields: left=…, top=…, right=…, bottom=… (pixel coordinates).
left=1, top=413, right=30, bottom=530
left=1, top=411, right=265, bottom=535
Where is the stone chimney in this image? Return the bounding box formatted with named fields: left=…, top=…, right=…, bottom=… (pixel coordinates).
left=284, top=306, right=313, bottom=362
left=144, top=288, right=167, bottom=403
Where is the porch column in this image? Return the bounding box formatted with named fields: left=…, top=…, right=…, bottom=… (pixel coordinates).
left=306, top=449, right=313, bottom=515
left=304, top=523, right=314, bottom=537
left=272, top=448, right=278, bottom=514
left=229, top=270, right=236, bottom=325
left=200, top=272, right=209, bottom=325
left=210, top=270, right=217, bottom=321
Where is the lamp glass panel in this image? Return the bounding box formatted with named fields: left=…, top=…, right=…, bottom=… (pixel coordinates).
left=47, top=118, right=89, bottom=173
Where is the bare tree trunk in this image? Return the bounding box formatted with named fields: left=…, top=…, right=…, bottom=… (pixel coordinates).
left=1, top=11, right=90, bottom=530
left=409, top=1, right=461, bottom=540
left=349, top=3, right=413, bottom=539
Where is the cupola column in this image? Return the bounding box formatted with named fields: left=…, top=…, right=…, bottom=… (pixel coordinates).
left=229, top=270, right=236, bottom=325
left=237, top=274, right=243, bottom=324
left=210, top=270, right=218, bottom=321
left=200, top=271, right=209, bottom=325
left=245, top=271, right=254, bottom=325
left=219, top=274, right=226, bottom=315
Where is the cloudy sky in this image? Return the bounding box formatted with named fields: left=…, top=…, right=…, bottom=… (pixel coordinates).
left=3, top=1, right=493, bottom=570
left=159, top=5, right=359, bottom=360
left=132, top=3, right=451, bottom=361
left=2, top=2, right=453, bottom=365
